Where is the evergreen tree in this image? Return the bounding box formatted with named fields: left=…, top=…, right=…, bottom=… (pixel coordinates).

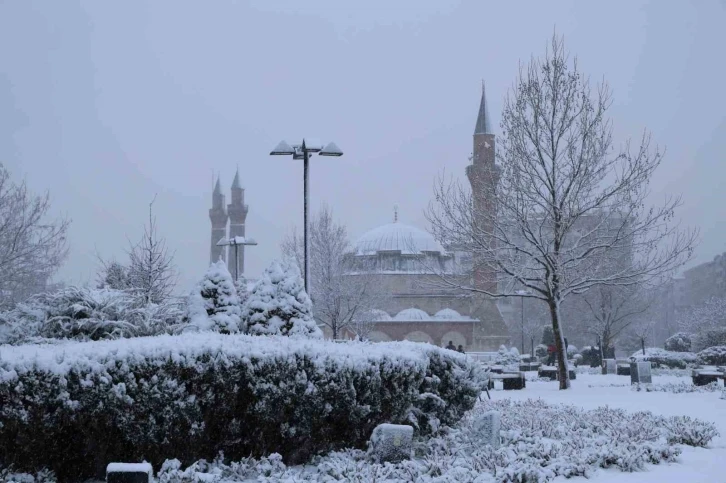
left=234, top=275, right=250, bottom=308
left=242, top=260, right=321, bottom=338
left=188, top=260, right=241, bottom=333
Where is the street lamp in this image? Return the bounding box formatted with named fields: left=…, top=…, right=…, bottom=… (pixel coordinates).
left=216, top=236, right=258, bottom=282
left=270, top=139, right=343, bottom=293
left=515, top=289, right=532, bottom=355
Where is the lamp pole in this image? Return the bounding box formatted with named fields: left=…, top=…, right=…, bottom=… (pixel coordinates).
left=515, top=289, right=531, bottom=355
left=216, top=236, right=258, bottom=282
left=270, top=139, right=343, bottom=294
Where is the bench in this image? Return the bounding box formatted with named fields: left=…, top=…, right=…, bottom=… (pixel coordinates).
left=538, top=365, right=576, bottom=381
left=488, top=372, right=526, bottom=390
left=692, top=367, right=726, bottom=386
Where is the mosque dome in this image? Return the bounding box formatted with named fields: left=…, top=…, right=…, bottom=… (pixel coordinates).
left=355, top=222, right=445, bottom=256
left=434, top=308, right=463, bottom=320
left=394, top=308, right=431, bottom=321
left=368, top=309, right=392, bottom=321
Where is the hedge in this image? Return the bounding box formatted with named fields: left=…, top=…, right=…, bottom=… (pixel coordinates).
left=0, top=334, right=482, bottom=480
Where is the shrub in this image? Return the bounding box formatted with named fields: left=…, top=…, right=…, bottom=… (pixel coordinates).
left=696, top=345, right=726, bottom=366
left=631, top=348, right=697, bottom=369
left=692, top=328, right=726, bottom=352
left=185, top=261, right=241, bottom=333
left=535, top=344, right=548, bottom=358
left=494, top=345, right=520, bottom=367
left=242, top=260, right=320, bottom=338
left=664, top=332, right=692, bottom=352
left=579, top=346, right=602, bottom=368
left=0, top=287, right=182, bottom=344
left=0, top=333, right=481, bottom=480
left=156, top=399, right=718, bottom=482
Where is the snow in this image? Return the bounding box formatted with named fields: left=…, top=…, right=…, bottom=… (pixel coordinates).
left=500, top=373, right=726, bottom=483
left=394, top=308, right=430, bottom=321
left=0, top=332, right=438, bottom=382
left=106, top=462, right=153, bottom=474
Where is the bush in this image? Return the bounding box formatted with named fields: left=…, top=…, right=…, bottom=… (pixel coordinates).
left=0, top=333, right=481, bottom=480
left=185, top=260, right=241, bottom=333
left=0, top=287, right=182, bottom=344
left=535, top=344, right=548, bottom=358
left=664, top=332, right=692, bottom=352
left=631, top=348, right=697, bottom=369
left=242, top=260, right=320, bottom=338
left=696, top=345, right=726, bottom=366
left=494, top=345, right=520, bottom=367
left=156, top=399, right=718, bottom=482
left=579, top=346, right=602, bottom=368
left=692, top=328, right=726, bottom=352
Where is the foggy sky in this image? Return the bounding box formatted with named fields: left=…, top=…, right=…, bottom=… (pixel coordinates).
left=1, top=0, right=725, bottom=293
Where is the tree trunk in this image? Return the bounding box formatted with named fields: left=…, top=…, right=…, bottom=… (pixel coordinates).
left=641, top=338, right=646, bottom=355
left=548, top=299, right=570, bottom=389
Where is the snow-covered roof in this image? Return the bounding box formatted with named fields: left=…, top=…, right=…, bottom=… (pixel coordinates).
left=434, top=308, right=462, bottom=320
left=355, top=222, right=445, bottom=256
left=369, top=309, right=392, bottom=322
left=394, top=308, right=430, bottom=321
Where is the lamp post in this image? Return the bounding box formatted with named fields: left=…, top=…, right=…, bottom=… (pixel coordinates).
left=216, top=236, right=258, bottom=281
left=515, top=289, right=532, bottom=355
left=270, top=139, right=343, bottom=293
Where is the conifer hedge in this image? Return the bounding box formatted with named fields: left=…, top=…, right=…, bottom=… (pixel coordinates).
left=0, top=333, right=481, bottom=480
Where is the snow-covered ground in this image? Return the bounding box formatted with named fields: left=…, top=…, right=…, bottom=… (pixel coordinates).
left=495, top=373, right=726, bottom=482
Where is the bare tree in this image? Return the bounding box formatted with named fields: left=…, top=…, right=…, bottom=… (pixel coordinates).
left=126, top=196, right=177, bottom=304
left=281, top=204, right=388, bottom=339
left=426, top=34, right=696, bottom=389
left=577, top=283, right=654, bottom=353
left=0, top=164, right=69, bottom=306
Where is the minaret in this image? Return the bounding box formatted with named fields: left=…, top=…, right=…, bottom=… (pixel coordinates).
left=227, top=167, right=249, bottom=275
left=209, top=176, right=228, bottom=264
left=466, top=82, right=499, bottom=293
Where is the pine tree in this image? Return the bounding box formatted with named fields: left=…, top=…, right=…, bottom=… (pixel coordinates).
left=242, top=260, right=321, bottom=338
left=234, top=275, right=250, bottom=308
left=188, top=260, right=241, bottom=333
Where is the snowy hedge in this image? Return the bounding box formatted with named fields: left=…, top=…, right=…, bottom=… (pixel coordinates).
left=631, top=348, right=698, bottom=369
left=0, top=333, right=481, bottom=480
left=696, top=345, right=726, bottom=366
left=0, top=287, right=182, bottom=344
left=664, top=332, right=692, bottom=352
left=152, top=399, right=719, bottom=483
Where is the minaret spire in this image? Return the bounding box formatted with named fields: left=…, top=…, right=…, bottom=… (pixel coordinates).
left=231, top=166, right=241, bottom=190
left=474, top=80, right=492, bottom=135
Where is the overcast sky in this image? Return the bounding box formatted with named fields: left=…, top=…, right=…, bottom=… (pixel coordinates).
left=1, top=0, right=725, bottom=292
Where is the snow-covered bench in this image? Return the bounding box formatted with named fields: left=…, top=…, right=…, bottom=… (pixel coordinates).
left=106, top=462, right=153, bottom=483
left=488, top=372, right=526, bottom=390
left=692, top=366, right=726, bottom=386
left=538, top=365, right=576, bottom=381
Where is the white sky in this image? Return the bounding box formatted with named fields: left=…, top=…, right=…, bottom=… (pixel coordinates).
left=1, top=0, right=725, bottom=292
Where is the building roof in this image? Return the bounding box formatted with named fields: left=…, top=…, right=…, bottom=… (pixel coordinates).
left=354, top=221, right=446, bottom=256
left=474, top=81, right=492, bottom=135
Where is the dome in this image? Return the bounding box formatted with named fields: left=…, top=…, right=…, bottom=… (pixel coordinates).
left=434, top=308, right=462, bottom=320
left=355, top=222, right=445, bottom=256
left=368, top=309, right=392, bottom=322
left=394, top=308, right=430, bottom=321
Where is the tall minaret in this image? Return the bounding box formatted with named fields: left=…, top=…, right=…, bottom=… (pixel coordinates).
left=466, top=82, right=499, bottom=293
left=227, top=168, right=249, bottom=275
left=209, top=176, right=228, bottom=264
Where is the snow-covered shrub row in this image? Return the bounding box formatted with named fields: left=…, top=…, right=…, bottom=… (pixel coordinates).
left=575, top=365, right=602, bottom=375
left=186, top=260, right=320, bottom=338
left=154, top=398, right=718, bottom=483
left=692, top=328, right=726, bottom=352
left=0, top=467, right=56, bottom=483
left=630, top=348, right=697, bottom=369
left=0, top=333, right=481, bottom=480
left=494, top=345, right=520, bottom=367
left=696, top=345, right=726, bottom=366
left=0, top=287, right=183, bottom=344
left=632, top=381, right=722, bottom=394
left=665, top=332, right=692, bottom=352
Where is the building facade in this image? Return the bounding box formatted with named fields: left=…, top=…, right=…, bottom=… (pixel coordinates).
left=338, top=84, right=510, bottom=351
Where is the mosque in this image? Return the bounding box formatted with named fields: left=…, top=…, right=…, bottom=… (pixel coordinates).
left=208, top=84, right=510, bottom=351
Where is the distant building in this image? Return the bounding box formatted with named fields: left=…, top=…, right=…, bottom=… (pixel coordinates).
left=208, top=168, right=250, bottom=275
left=337, top=84, right=510, bottom=352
